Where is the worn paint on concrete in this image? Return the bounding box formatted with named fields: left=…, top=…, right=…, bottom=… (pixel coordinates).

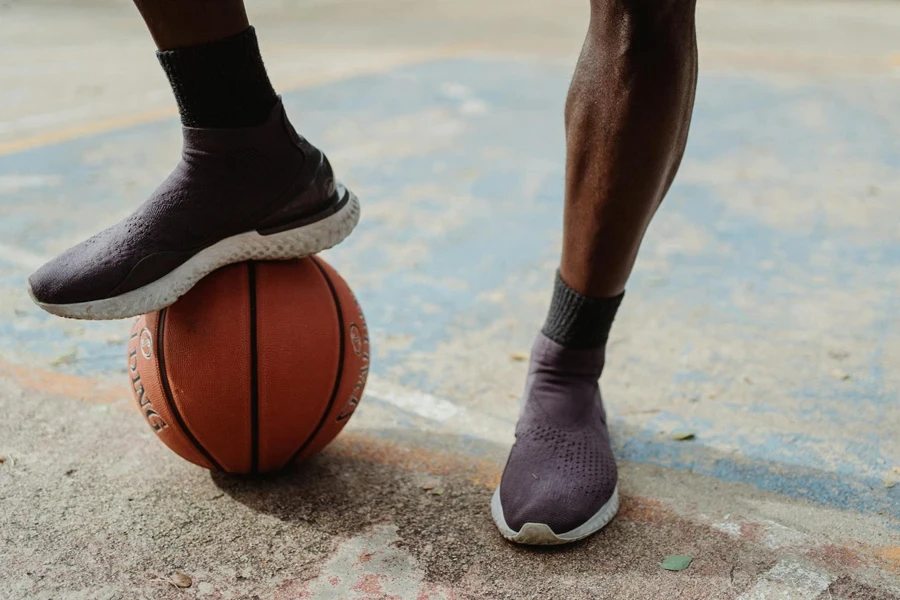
left=2, top=58, right=898, bottom=517
left=1, top=0, right=899, bottom=598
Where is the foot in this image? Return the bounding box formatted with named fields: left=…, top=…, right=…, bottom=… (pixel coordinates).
left=27, top=100, right=359, bottom=320
left=492, top=332, right=619, bottom=545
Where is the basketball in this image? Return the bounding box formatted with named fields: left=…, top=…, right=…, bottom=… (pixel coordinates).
left=126, top=257, right=369, bottom=474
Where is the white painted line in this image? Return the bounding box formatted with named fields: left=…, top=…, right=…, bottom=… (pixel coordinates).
left=364, top=374, right=514, bottom=444
left=737, top=559, right=835, bottom=600
left=366, top=375, right=461, bottom=421
left=0, top=174, right=61, bottom=194
left=0, top=243, right=48, bottom=271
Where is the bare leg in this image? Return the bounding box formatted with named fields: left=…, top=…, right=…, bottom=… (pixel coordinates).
left=132, top=0, right=250, bottom=50
left=493, top=0, right=698, bottom=545
left=561, top=0, right=698, bottom=298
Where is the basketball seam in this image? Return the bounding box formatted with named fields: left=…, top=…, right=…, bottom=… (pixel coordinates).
left=157, top=308, right=225, bottom=471
left=289, top=257, right=346, bottom=464
left=248, top=262, right=260, bottom=474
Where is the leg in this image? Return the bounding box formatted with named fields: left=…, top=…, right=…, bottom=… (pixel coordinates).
left=132, top=0, right=250, bottom=50
left=562, top=0, right=698, bottom=299
left=28, top=1, right=359, bottom=320
left=493, top=0, right=698, bottom=545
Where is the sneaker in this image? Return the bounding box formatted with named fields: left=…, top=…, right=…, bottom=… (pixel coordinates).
left=491, top=333, right=619, bottom=545
left=27, top=100, right=358, bottom=320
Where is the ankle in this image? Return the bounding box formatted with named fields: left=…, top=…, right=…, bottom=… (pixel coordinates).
left=157, top=27, right=279, bottom=129
left=541, top=272, right=623, bottom=350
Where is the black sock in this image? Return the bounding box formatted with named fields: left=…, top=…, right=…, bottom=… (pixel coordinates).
left=156, top=27, right=279, bottom=129
left=542, top=271, right=624, bottom=349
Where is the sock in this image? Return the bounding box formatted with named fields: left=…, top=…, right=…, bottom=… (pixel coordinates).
left=541, top=271, right=624, bottom=349
left=156, top=27, right=279, bottom=129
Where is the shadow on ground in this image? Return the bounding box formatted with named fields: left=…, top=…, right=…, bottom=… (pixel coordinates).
left=207, top=429, right=898, bottom=598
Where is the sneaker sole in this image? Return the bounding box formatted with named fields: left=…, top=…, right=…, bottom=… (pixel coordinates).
left=30, top=184, right=360, bottom=321
left=490, top=485, right=619, bottom=546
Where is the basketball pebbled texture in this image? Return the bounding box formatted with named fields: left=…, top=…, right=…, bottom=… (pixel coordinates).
left=126, top=256, right=369, bottom=473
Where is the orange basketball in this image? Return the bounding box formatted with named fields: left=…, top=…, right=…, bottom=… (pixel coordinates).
left=126, top=257, right=369, bottom=473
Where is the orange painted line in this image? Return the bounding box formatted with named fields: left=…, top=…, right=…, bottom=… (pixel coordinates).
left=0, top=43, right=485, bottom=158
left=0, top=107, right=176, bottom=157
left=877, top=546, right=900, bottom=573
left=0, top=358, right=124, bottom=405
left=328, top=430, right=502, bottom=489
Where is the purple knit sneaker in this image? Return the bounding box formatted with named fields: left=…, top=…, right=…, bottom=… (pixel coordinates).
left=27, top=100, right=358, bottom=320
left=492, top=332, right=619, bottom=545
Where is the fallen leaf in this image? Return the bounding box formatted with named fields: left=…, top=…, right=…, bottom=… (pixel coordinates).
left=884, top=479, right=897, bottom=489
left=170, top=572, right=192, bottom=589
left=831, top=369, right=851, bottom=381
left=671, top=432, right=695, bottom=441
left=510, top=353, right=527, bottom=362
left=50, top=350, right=79, bottom=367
left=661, top=555, right=693, bottom=571
left=431, top=489, right=444, bottom=496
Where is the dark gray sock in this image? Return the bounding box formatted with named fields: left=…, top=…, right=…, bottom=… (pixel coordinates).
left=157, top=27, right=279, bottom=129
left=542, top=271, right=624, bottom=349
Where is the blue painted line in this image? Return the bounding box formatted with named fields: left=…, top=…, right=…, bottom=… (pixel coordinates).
left=1, top=58, right=898, bottom=518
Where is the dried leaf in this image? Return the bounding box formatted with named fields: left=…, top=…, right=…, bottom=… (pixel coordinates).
left=831, top=369, right=851, bottom=381
left=50, top=350, right=79, bottom=367
left=510, top=353, right=527, bottom=362
left=671, top=432, right=695, bottom=441
left=661, top=555, right=693, bottom=571
left=431, top=489, right=444, bottom=496
left=170, top=572, right=192, bottom=589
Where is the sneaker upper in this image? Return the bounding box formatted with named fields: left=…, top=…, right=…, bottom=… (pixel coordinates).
left=28, top=101, right=334, bottom=306
left=498, top=333, right=618, bottom=534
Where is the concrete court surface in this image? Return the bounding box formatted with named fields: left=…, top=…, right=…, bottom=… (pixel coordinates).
left=1, top=0, right=899, bottom=598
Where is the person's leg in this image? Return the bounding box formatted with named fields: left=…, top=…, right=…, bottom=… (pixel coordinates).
left=493, top=0, right=698, bottom=545
left=132, top=0, right=250, bottom=50
left=561, top=0, right=697, bottom=298
left=27, top=1, right=359, bottom=320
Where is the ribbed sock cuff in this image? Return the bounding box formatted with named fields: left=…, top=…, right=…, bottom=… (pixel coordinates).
left=541, top=271, right=624, bottom=349
left=157, top=26, right=278, bottom=129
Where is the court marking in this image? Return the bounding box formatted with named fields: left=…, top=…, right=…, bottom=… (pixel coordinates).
left=0, top=43, right=485, bottom=158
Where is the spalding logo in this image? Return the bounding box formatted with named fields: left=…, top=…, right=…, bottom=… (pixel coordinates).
left=337, top=308, right=369, bottom=422
left=139, top=327, right=153, bottom=359
left=349, top=324, right=363, bottom=356
left=129, top=327, right=168, bottom=432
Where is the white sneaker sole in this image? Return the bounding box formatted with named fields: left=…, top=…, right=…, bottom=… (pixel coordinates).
left=490, top=485, right=619, bottom=545
left=31, top=187, right=360, bottom=321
